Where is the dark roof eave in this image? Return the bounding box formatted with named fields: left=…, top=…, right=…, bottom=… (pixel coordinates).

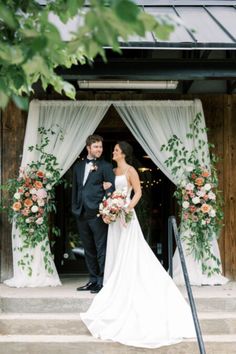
left=114, top=42, right=236, bottom=50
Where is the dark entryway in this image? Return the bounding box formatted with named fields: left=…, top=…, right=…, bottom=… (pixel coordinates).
left=54, top=105, right=176, bottom=274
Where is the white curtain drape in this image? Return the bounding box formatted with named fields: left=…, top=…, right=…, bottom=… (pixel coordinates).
left=4, top=99, right=228, bottom=287
left=114, top=99, right=228, bottom=286
left=4, top=100, right=110, bottom=287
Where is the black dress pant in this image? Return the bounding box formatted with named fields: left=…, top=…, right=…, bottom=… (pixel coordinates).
left=76, top=211, right=108, bottom=285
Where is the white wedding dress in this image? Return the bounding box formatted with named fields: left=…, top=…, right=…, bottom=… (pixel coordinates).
left=80, top=175, right=196, bottom=348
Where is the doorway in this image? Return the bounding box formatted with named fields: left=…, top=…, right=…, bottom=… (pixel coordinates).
left=54, top=105, right=176, bottom=274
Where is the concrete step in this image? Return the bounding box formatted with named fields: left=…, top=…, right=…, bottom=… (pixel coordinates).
left=0, top=312, right=236, bottom=336
left=0, top=334, right=235, bottom=354
left=1, top=295, right=236, bottom=313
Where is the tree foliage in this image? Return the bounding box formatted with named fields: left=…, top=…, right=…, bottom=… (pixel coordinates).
left=0, top=0, right=174, bottom=109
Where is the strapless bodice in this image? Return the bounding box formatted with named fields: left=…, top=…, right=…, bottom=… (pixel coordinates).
left=115, top=175, right=132, bottom=198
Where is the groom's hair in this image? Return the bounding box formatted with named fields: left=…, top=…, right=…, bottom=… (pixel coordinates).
left=86, top=134, right=103, bottom=146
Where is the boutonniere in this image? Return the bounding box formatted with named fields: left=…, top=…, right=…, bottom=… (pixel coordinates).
left=90, top=162, right=98, bottom=172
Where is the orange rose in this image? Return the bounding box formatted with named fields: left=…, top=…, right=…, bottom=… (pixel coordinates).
left=12, top=201, right=22, bottom=211
left=24, top=198, right=33, bottom=207
left=34, top=181, right=43, bottom=189
left=202, top=170, right=210, bottom=178
left=37, top=171, right=44, bottom=178
left=195, top=177, right=204, bottom=187
left=201, top=204, right=211, bottom=213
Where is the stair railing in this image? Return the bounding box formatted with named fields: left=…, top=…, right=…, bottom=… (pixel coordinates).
left=168, top=215, right=206, bottom=354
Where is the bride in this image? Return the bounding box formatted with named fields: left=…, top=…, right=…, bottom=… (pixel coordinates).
left=80, top=141, right=196, bottom=348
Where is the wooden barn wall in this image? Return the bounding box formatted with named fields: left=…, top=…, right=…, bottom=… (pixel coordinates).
left=0, top=93, right=236, bottom=280
left=0, top=102, right=27, bottom=281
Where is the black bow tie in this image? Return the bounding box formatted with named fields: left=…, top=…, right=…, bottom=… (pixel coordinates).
left=86, top=158, right=96, bottom=164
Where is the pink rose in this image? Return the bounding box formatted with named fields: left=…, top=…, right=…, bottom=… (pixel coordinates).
left=36, top=217, right=44, bottom=225
left=36, top=188, right=47, bottom=199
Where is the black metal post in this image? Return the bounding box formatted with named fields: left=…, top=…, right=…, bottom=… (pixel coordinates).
left=168, top=216, right=173, bottom=277
left=169, top=216, right=206, bottom=354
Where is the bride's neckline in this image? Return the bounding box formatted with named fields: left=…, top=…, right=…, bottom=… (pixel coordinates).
left=114, top=166, right=130, bottom=177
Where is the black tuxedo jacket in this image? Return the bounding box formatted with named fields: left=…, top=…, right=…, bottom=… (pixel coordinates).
left=72, top=158, right=115, bottom=216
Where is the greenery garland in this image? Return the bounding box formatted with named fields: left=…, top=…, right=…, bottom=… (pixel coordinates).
left=161, top=113, right=224, bottom=276
left=0, top=127, right=64, bottom=276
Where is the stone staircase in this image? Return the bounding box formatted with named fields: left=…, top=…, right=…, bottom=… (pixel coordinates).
left=0, top=277, right=236, bottom=354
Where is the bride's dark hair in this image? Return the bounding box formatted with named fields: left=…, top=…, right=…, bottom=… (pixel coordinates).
left=117, top=141, right=133, bottom=164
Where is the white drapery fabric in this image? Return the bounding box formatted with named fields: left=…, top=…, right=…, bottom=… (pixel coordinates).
left=4, top=100, right=110, bottom=287
left=114, top=100, right=228, bottom=286
left=4, top=99, right=228, bottom=287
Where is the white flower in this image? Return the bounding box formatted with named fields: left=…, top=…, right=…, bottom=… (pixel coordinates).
left=63, top=253, right=69, bottom=259
left=30, top=188, right=37, bottom=195
left=204, top=183, right=212, bottom=191
left=45, top=171, right=53, bottom=178
left=196, top=188, right=206, bottom=197
left=209, top=209, right=216, bottom=217
left=46, top=184, right=52, bottom=190
left=186, top=166, right=194, bottom=172
left=192, top=196, right=200, bottom=204
left=14, top=192, right=21, bottom=200
left=26, top=218, right=31, bottom=223
left=201, top=220, right=206, bottom=225
left=186, top=183, right=194, bottom=191
left=208, top=191, right=216, bottom=200
left=182, top=201, right=190, bottom=209
left=180, top=179, right=187, bottom=187
left=31, top=205, right=39, bottom=213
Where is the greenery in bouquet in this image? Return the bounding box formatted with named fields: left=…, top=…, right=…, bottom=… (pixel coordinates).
left=98, top=189, right=133, bottom=226
left=0, top=127, right=64, bottom=276
left=161, top=113, right=224, bottom=276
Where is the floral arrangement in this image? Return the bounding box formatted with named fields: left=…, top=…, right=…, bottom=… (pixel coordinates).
left=161, top=113, right=223, bottom=275
left=98, top=189, right=133, bottom=226
left=1, top=127, right=64, bottom=276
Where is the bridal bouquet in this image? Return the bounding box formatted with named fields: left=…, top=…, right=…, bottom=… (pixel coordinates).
left=98, top=190, right=133, bottom=226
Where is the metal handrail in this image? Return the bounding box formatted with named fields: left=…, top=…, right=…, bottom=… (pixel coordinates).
left=168, top=215, right=206, bottom=354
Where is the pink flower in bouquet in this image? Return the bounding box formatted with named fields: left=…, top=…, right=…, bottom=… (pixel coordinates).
left=36, top=217, right=44, bottom=225
left=98, top=189, right=133, bottom=226
left=32, top=194, right=38, bottom=202
left=36, top=188, right=47, bottom=199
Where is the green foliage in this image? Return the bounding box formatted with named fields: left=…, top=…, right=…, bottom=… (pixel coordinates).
left=0, top=0, right=174, bottom=109
left=161, top=113, right=224, bottom=276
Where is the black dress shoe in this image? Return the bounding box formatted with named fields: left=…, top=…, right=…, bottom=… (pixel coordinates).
left=90, top=284, right=103, bottom=293
left=76, top=282, right=97, bottom=291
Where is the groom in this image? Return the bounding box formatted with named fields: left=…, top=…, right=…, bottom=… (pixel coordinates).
left=72, top=134, right=115, bottom=293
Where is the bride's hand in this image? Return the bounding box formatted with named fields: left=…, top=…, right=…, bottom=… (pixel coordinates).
left=103, top=181, right=112, bottom=190
left=102, top=215, right=111, bottom=224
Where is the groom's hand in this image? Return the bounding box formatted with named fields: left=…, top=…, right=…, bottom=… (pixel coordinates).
left=103, top=181, right=112, bottom=190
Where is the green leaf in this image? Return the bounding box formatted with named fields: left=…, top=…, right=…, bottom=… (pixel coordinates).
left=113, top=0, right=139, bottom=23
left=0, top=89, right=9, bottom=108
left=12, top=95, right=29, bottom=111
left=0, top=4, right=17, bottom=29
